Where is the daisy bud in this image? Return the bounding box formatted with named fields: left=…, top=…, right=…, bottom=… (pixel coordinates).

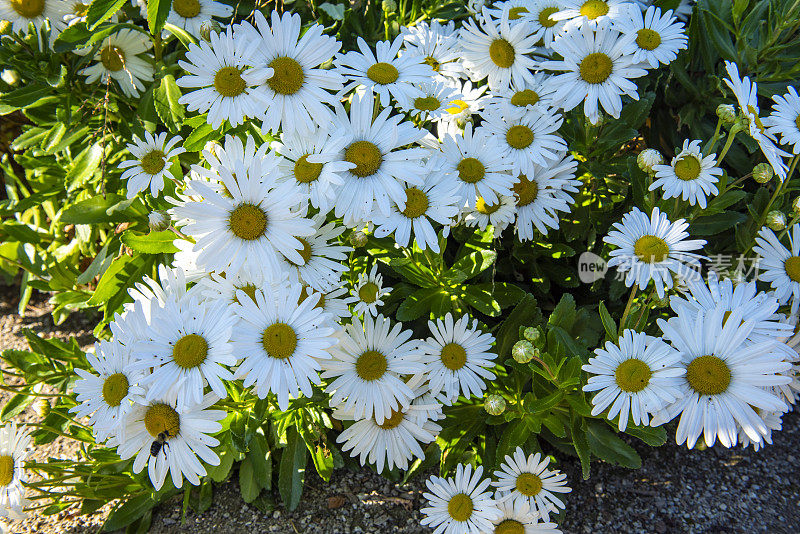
left=34, top=397, right=51, bottom=418
left=766, top=210, right=786, bottom=231
left=381, top=0, right=397, bottom=12
left=148, top=211, right=171, bottom=232
left=199, top=20, right=221, bottom=42
left=349, top=231, right=368, bottom=247
left=523, top=326, right=541, bottom=343
left=792, top=197, right=800, bottom=216
left=483, top=394, right=506, bottom=415
left=637, top=148, right=663, bottom=174
left=1, top=69, right=19, bottom=86
left=512, top=340, right=535, bottom=363
left=716, top=104, right=736, bottom=125
left=753, top=162, right=774, bottom=184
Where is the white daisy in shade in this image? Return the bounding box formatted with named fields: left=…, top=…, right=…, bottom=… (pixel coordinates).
left=603, top=207, right=706, bottom=297
left=483, top=74, right=560, bottom=117
left=512, top=157, right=581, bottom=241
left=71, top=340, right=146, bottom=442
left=440, top=80, right=488, bottom=130
left=553, top=0, right=635, bottom=29
left=329, top=90, right=428, bottom=225
left=519, top=0, right=568, bottom=48
left=237, top=10, right=343, bottom=134
left=614, top=6, right=688, bottom=69
left=129, top=293, right=236, bottom=408
left=478, top=107, right=567, bottom=174
left=459, top=7, right=539, bottom=92
left=438, top=122, right=515, bottom=208
left=421, top=464, right=502, bottom=534
left=282, top=213, right=352, bottom=292
left=321, top=314, right=424, bottom=424
left=542, top=22, right=646, bottom=124
left=420, top=313, right=497, bottom=404
left=196, top=264, right=283, bottom=306
left=119, top=131, right=185, bottom=199
left=232, top=283, right=336, bottom=410
left=170, top=144, right=315, bottom=279
left=171, top=239, right=205, bottom=283
left=77, top=29, right=154, bottom=98
left=753, top=224, right=800, bottom=311
left=177, top=27, right=272, bottom=129
left=583, top=329, right=684, bottom=431
left=167, top=0, right=232, bottom=38
left=492, top=497, right=563, bottom=534
left=0, top=423, right=31, bottom=521
left=464, top=195, right=517, bottom=237
left=653, top=307, right=791, bottom=448
left=334, top=374, right=442, bottom=474
left=372, top=172, right=461, bottom=253
left=273, top=124, right=354, bottom=215
left=63, top=0, right=93, bottom=26
left=335, top=35, right=433, bottom=106
left=397, top=79, right=464, bottom=123
left=400, top=20, right=464, bottom=81
left=764, top=85, right=800, bottom=154
left=738, top=409, right=784, bottom=451
left=116, top=392, right=224, bottom=490
left=723, top=61, right=790, bottom=180
left=0, top=0, right=67, bottom=39
left=298, top=285, right=350, bottom=329
left=672, top=0, right=694, bottom=20
left=650, top=139, right=722, bottom=208
left=484, top=0, right=537, bottom=24
left=345, top=264, right=392, bottom=317
left=492, top=447, right=571, bottom=522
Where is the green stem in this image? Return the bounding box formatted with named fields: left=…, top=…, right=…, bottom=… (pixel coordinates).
left=716, top=123, right=743, bottom=163
left=619, top=285, right=638, bottom=331
left=703, top=117, right=724, bottom=154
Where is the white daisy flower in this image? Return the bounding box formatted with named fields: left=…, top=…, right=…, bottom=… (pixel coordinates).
left=372, top=171, right=461, bottom=253
left=463, top=195, right=517, bottom=237
left=421, top=464, right=502, bottom=534
left=298, top=285, right=350, bottom=329
left=438, top=122, right=515, bottom=208
left=345, top=264, right=392, bottom=317
left=753, top=225, right=800, bottom=310
left=0, top=0, right=67, bottom=40
left=459, top=7, right=539, bottom=92
left=483, top=0, right=537, bottom=24
left=492, top=497, right=563, bottom=534
left=614, top=6, right=688, bottom=68
left=513, top=155, right=581, bottom=241
left=723, top=61, right=791, bottom=180
left=329, top=90, right=428, bottom=225
left=232, top=283, right=336, bottom=410
left=738, top=409, right=783, bottom=451
left=518, top=0, right=568, bottom=48
left=71, top=340, right=146, bottom=442
left=478, top=107, right=567, bottom=174
left=195, top=263, right=284, bottom=306
left=335, top=35, right=434, bottom=106
left=283, top=213, right=352, bottom=292
left=482, top=74, right=560, bottom=117
left=167, top=0, right=232, bottom=38
left=62, top=0, right=93, bottom=26
left=396, top=79, right=464, bottom=123
left=420, top=313, right=497, bottom=404
left=603, top=207, right=706, bottom=297
left=77, top=28, right=154, bottom=98
left=650, top=139, right=722, bottom=208
left=583, top=329, right=684, bottom=431
left=400, top=19, right=464, bottom=81
left=321, top=314, right=424, bottom=424
left=764, top=85, right=800, bottom=154
left=440, top=80, right=489, bottom=131
left=492, top=447, right=571, bottom=522
left=553, top=0, right=635, bottom=29
left=653, top=307, right=791, bottom=448
left=542, top=22, right=646, bottom=124
left=0, top=423, right=32, bottom=521
left=119, top=131, right=185, bottom=199
left=116, top=392, right=225, bottom=490
left=177, top=27, right=272, bottom=129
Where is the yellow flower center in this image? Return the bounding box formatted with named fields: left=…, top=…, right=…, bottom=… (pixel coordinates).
left=414, top=95, right=441, bottom=112
left=446, top=99, right=470, bottom=115
left=673, top=154, right=701, bottom=181
left=228, top=203, right=268, bottom=241
left=173, top=0, right=200, bottom=18
left=795, top=114, right=800, bottom=131
left=784, top=256, right=800, bottom=282
left=294, top=154, right=323, bottom=184
left=515, top=472, right=543, bottom=496
left=457, top=157, right=486, bottom=183
left=140, top=150, right=166, bottom=175
left=580, top=0, right=610, bottom=19
left=298, top=286, right=326, bottom=309
left=358, top=281, right=379, bottom=303
left=367, top=62, right=399, bottom=85
left=489, top=39, right=515, bottom=68
left=686, top=355, right=731, bottom=395
left=214, top=66, right=247, bottom=98
left=292, top=238, right=313, bottom=266
left=538, top=6, right=559, bottom=27
left=495, top=519, right=525, bottom=534
left=440, top=342, right=467, bottom=371
left=509, top=6, right=528, bottom=20
left=424, top=56, right=440, bottom=72
left=447, top=493, right=474, bottom=522
left=268, top=56, right=305, bottom=95
left=633, top=235, right=669, bottom=263
left=614, top=359, right=652, bottom=393
left=506, top=125, right=534, bottom=149
left=636, top=28, right=662, bottom=51
left=261, top=323, right=297, bottom=360
left=144, top=403, right=180, bottom=438
left=10, top=0, right=44, bottom=18
left=513, top=174, right=538, bottom=207
left=100, top=45, right=126, bottom=72
left=401, top=187, right=429, bottom=219
left=0, top=456, right=14, bottom=487
left=476, top=197, right=501, bottom=215
left=579, top=52, right=613, bottom=84
left=510, top=89, right=539, bottom=107
left=172, top=334, right=208, bottom=369
left=377, top=409, right=405, bottom=429
left=102, top=373, right=129, bottom=407
left=345, top=140, right=383, bottom=177
left=355, top=350, right=388, bottom=381
left=747, top=105, right=768, bottom=134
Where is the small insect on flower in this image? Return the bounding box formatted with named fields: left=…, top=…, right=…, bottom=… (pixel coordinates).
left=150, top=430, right=171, bottom=458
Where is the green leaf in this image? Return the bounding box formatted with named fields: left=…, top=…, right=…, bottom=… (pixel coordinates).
left=690, top=211, right=747, bottom=235
left=1, top=392, right=33, bottom=421
left=570, top=415, right=591, bottom=479
left=184, top=122, right=221, bottom=152
left=66, top=143, right=103, bottom=191
left=598, top=302, right=617, bottom=341
left=444, top=250, right=497, bottom=283
left=463, top=285, right=501, bottom=316
left=0, top=84, right=51, bottom=115
left=318, top=2, right=345, bottom=19
left=207, top=445, right=234, bottom=482
left=147, top=0, right=172, bottom=35
left=495, top=294, right=542, bottom=358
left=60, top=194, right=132, bottom=224
left=154, top=74, right=184, bottom=133
left=495, top=419, right=529, bottom=465
left=395, top=287, right=445, bottom=321
left=247, top=433, right=272, bottom=491
left=86, top=0, right=129, bottom=30
left=586, top=420, right=641, bottom=469
left=163, top=22, right=198, bottom=48
left=278, top=426, right=307, bottom=512
left=623, top=424, right=667, bottom=447
left=310, top=444, right=335, bottom=482
left=121, top=230, right=179, bottom=254
left=86, top=255, right=134, bottom=306
left=102, top=493, right=155, bottom=532
left=238, top=457, right=261, bottom=504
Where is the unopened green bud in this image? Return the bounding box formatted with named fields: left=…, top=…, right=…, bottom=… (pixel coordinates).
left=766, top=210, right=786, bottom=231
left=753, top=162, right=774, bottom=184
left=349, top=231, right=368, bottom=247
left=512, top=340, right=535, bottom=363
left=716, top=104, right=736, bottom=125
left=637, top=148, right=663, bottom=174
left=34, top=397, right=51, bottom=418
left=483, top=394, right=506, bottom=415
left=523, top=326, right=541, bottom=343
left=792, top=197, right=800, bottom=217
left=199, top=20, right=221, bottom=42
left=382, top=0, right=397, bottom=11
left=148, top=211, right=171, bottom=232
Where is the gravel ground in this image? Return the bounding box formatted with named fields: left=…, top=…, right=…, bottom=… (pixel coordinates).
left=1, top=284, right=799, bottom=533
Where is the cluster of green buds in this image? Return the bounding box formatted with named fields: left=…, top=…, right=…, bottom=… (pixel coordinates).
left=511, top=326, right=544, bottom=364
